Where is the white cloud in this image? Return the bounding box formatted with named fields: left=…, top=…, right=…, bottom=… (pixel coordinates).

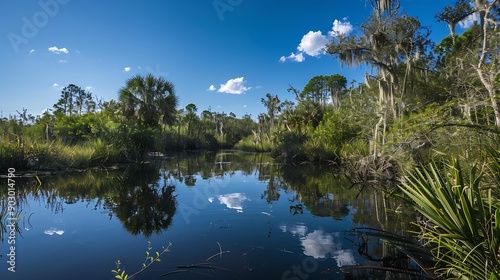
left=218, top=77, right=250, bottom=94
left=29, top=49, right=35, bottom=54
left=297, top=30, right=328, bottom=57
left=280, top=16, right=354, bottom=63
left=48, top=46, right=69, bottom=54
left=85, top=86, right=93, bottom=91
left=124, top=67, right=131, bottom=72
left=329, top=18, right=354, bottom=37
left=58, top=60, right=67, bottom=63
left=280, top=30, right=328, bottom=63
left=52, top=83, right=60, bottom=87
left=208, top=84, right=216, bottom=91
left=458, top=12, right=479, bottom=29
left=279, top=52, right=305, bottom=63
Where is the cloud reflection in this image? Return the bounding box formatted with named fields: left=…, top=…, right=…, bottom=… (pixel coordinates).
left=301, top=230, right=334, bottom=258
left=281, top=224, right=357, bottom=267
left=280, top=224, right=308, bottom=237
left=217, top=193, right=248, bottom=212
left=44, top=228, right=65, bottom=236
left=333, top=249, right=357, bottom=267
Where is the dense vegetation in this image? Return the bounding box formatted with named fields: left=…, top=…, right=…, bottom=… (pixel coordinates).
left=0, top=74, right=258, bottom=170
left=1, top=1, right=499, bottom=278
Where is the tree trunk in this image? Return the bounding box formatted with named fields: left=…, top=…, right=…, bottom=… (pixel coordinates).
left=478, top=71, right=500, bottom=126
left=45, top=123, right=50, bottom=143
left=475, top=0, right=500, bottom=126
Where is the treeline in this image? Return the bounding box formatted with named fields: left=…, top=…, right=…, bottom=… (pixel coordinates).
left=2, top=0, right=500, bottom=176
left=0, top=74, right=259, bottom=170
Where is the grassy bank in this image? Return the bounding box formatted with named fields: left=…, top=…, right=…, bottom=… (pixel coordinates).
left=0, top=139, right=127, bottom=171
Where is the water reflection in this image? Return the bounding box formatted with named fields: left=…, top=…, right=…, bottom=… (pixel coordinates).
left=44, top=228, right=64, bottom=236
left=217, top=193, right=248, bottom=212
left=112, top=184, right=176, bottom=237
left=0, top=163, right=178, bottom=238
left=0, top=151, right=415, bottom=237
left=281, top=224, right=358, bottom=267
left=0, top=151, right=420, bottom=279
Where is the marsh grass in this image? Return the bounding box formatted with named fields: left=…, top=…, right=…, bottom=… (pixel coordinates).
left=0, top=139, right=126, bottom=170
left=234, top=137, right=274, bottom=152
left=399, top=158, right=499, bottom=279
left=0, top=140, right=24, bottom=170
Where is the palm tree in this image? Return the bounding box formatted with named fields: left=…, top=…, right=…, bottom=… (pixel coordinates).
left=119, top=74, right=178, bottom=127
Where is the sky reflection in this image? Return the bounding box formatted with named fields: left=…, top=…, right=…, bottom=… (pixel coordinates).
left=216, top=193, right=249, bottom=212
left=281, top=224, right=357, bottom=267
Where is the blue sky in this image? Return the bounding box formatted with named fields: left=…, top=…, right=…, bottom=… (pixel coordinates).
left=1, top=0, right=469, bottom=119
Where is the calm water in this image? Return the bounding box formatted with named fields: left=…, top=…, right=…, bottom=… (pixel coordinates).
left=0, top=151, right=419, bottom=279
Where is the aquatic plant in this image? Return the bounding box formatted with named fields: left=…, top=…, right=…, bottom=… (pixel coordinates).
left=112, top=241, right=171, bottom=280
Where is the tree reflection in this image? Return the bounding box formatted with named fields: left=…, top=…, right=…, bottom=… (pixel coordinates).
left=99, top=162, right=177, bottom=237
left=0, top=150, right=415, bottom=242
left=260, top=163, right=281, bottom=203
left=112, top=184, right=176, bottom=237
left=280, top=164, right=352, bottom=219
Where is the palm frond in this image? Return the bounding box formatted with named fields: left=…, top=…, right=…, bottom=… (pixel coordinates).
left=400, top=158, right=499, bottom=279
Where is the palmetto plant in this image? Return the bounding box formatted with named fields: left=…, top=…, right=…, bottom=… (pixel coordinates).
left=119, top=74, right=178, bottom=127
left=399, top=157, right=499, bottom=279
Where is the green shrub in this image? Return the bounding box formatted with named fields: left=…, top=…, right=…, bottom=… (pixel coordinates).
left=400, top=158, right=499, bottom=279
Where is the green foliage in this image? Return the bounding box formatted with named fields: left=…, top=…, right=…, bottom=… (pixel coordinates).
left=311, top=109, right=359, bottom=150
left=338, top=138, right=370, bottom=160
left=435, top=25, right=481, bottom=67
left=53, top=84, right=95, bottom=116
left=0, top=140, right=25, bottom=170
left=273, top=131, right=309, bottom=161
left=400, top=159, right=499, bottom=279
left=119, top=73, right=178, bottom=127
left=53, top=113, right=109, bottom=144
left=301, top=74, right=347, bottom=109
left=127, top=126, right=161, bottom=159
left=112, top=241, right=171, bottom=280
left=270, top=98, right=362, bottom=163
left=234, top=135, right=274, bottom=152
